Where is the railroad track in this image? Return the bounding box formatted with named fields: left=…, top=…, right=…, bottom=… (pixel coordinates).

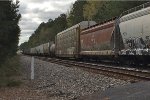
left=37, top=56, right=150, bottom=82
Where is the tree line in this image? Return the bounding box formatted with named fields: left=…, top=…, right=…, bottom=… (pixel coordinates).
left=0, top=1, right=21, bottom=67
left=20, top=0, right=147, bottom=50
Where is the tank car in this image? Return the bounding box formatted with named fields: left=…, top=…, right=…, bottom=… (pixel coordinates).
left=119, top=2, right=150, bottom=64
left=43, top=42, right=50, bottom=56
left=30, top=47, right=36, bottom=55
left=42, top=41, right=55, bottom=56
left=23, top=49, right=30, bottom=55
left=35, top=45, right=44, bottom=55
left=50, top=43, right=55, bottom=56
left=55, top=21, right=96, bottom=58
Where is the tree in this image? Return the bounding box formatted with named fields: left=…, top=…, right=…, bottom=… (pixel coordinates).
left=67, top=0, right=87, bottom=27
left=83, top=1, right=102, bottom=21
left=0, top=0, right=21, bottom=66
left=93, top=1, right=147, bottom=22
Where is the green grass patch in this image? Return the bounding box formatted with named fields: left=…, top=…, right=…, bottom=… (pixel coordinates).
left=0, top=56, right=22, bottom=87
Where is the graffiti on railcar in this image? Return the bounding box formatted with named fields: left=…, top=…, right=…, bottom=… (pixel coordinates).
left=121, top=35, right=150, bottom=55
left=124, top=37, right=150, bottom=49
left=145, top=36, right=150, bottom=48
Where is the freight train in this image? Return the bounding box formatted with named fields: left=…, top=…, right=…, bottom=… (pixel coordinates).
left=23, top=2, right=150, bottom=65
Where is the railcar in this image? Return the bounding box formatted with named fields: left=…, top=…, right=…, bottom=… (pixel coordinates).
left=50, top=43, right=55, bottom=56
left=43, top=41, right=55, bottom=56
left=119, top=2, right=150, bottom=64
left=35, top=44, right=44, bottom=55
left=55, top=21, right=96, bottom=58
left=23, top=49, right=30, bottom=55
left=30, top=47, right=36, bottom=55
left=80, top=18, right=121, bottom=60
left=43, top=42, right=50, bottom=56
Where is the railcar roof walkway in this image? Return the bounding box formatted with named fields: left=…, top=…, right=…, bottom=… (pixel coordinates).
left=79, top=81, right=150, bottom=100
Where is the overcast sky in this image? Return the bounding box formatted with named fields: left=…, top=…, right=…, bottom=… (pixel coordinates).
left=18, top=0, right=77, bottom=45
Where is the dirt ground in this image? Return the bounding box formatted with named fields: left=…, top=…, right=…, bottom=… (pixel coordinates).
left=0, top=80, right=48, bottom=100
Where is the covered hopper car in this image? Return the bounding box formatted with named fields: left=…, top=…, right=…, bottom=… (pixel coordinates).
left=80, top=18, right=122, bottom=59
left=119, top=2, right=150, bottom=64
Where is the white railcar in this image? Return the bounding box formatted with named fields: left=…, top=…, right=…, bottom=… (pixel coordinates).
left=119, top=3, right=150, bottom=56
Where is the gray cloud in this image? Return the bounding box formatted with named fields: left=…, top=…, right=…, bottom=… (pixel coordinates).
left=19, top=35, right=30, bottom=45
left=32, top=8, right=63, bottom=21
left=38, top=12, right=61, bottom=22
left=20, top=31, right=33, bottom=36
left=20, top=21, right=39, bottom=30
left=19, top=3, right=28, bottom=14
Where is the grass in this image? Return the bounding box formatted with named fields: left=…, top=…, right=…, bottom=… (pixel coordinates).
left=0, top=56, right=22, bottom=87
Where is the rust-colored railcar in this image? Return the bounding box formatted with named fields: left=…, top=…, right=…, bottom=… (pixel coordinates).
left=80, top=20, right=116, bottom=57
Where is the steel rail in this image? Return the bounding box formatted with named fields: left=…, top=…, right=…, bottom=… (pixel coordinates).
left=37, top=56, right=150, bottom=81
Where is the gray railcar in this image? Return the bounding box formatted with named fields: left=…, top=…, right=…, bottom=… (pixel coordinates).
left=43, top=42, right=50, bottom=55
left=35, top=44, right=44, bottom=55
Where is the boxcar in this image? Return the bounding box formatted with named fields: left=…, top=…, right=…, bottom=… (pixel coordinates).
left=80, top=19, right=120, bottom=59
left=55, top=21, right=96, bottom=58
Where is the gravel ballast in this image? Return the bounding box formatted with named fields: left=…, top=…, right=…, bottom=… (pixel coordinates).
left=20, top=55, right=130, bottom=100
